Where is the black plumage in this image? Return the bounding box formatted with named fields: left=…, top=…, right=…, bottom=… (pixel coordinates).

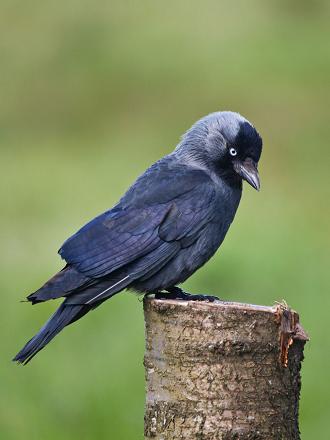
left=14, top=111, right=262, bottom=364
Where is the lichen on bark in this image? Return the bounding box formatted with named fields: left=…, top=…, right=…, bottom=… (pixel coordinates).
left=144, top=298, right=308, bottom=440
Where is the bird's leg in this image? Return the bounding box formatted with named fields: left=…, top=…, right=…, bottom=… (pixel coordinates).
left=155, top=286, right=219, bottom=302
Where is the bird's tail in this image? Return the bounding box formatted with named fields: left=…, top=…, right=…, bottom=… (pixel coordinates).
left=13, top=301, right=90, bottom=365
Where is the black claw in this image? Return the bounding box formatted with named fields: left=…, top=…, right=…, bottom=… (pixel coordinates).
left=152, top=287, right=219, bottom=302
left=154, top=292, right=169, bottom=300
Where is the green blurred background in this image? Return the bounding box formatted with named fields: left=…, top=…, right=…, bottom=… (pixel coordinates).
left=1, top=1, right=329, bottom=438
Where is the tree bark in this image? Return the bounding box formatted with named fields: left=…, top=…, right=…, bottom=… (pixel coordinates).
left=143, top=298, right=308, bottom=440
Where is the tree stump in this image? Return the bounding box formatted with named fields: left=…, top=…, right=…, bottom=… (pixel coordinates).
left=143, top=298, right=308, bottom=440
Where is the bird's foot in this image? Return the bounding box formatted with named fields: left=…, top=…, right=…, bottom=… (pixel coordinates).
left=154, top=286, right=219, bottom=302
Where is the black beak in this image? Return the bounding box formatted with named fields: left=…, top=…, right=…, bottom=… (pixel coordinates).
left=233, top=157, right=260, bottom=191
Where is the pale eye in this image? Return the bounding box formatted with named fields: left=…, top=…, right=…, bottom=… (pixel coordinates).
left=229, top=147, right=237, bottom=157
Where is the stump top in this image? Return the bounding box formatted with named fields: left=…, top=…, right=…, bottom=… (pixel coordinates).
left=144, top=296, right=279, bottom=315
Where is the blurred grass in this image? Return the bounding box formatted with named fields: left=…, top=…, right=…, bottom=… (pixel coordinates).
left=1, top=1, right=329, bottom=438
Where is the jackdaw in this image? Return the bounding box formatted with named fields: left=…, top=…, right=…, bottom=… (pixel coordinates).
left=14, top=111, right=262, bottom=364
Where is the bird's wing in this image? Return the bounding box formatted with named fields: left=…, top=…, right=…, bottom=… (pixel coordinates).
left=59, top=166, right=216, bottom=279
left=59, top=206, right=169, bottom=278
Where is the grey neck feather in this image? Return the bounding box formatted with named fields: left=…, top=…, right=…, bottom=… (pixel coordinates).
left=172, top=119, right=211, bottom=170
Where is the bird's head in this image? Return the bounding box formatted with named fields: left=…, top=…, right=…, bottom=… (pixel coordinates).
left=176, top=111, right=262, bottom=190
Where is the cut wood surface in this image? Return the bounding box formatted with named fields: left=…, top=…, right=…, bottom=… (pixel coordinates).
left=144, top=297, right=308, bottom=440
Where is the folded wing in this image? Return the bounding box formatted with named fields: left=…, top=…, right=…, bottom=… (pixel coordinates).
left=59, top=166, right=216, bottom=284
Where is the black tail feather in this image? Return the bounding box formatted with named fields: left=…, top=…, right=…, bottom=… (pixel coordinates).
left=14, top=269, right=132, bottom=364
left=13, top=301, right=90, bottom=365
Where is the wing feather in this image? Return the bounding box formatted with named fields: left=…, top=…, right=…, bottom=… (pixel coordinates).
left=59, top=165, right=216, bottom=279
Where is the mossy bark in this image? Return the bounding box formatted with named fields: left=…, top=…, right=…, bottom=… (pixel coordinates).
left=144, top=298, right=308, bottom=440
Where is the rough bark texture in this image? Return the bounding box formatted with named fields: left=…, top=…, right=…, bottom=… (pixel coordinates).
left=144, top=298, right=308, bottom=440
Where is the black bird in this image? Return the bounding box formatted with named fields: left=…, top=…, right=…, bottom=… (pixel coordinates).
left=14, top=111, right=262, bottom=364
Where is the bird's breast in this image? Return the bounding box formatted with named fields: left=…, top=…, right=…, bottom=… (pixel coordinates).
left=214, top=182, right=242, bottom=225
